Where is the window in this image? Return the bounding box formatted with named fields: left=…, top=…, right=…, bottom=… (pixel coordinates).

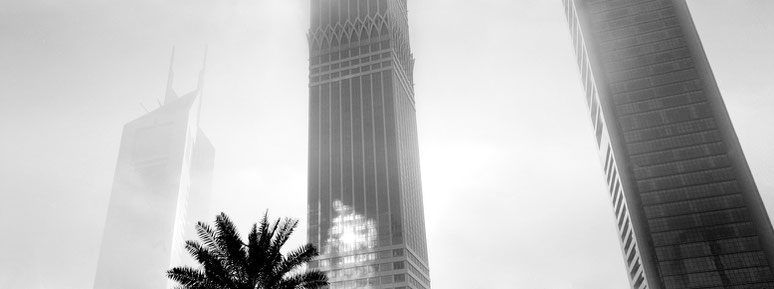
left=394, top=274, right=406, bottom=282
left=618, top=207, right=627, bottom=228
left=625, top=231, right=634, bottom=250
left=595, top=111, right=603, bottom=145
left=634, top=274, right=645, bottom=288
left=615, top=192, right=624, bottom=215
left=381, top=275, right=394, bottom=284
left=621, top=221, right=629, bottom=239
left=380, top=263, right=394, bottom=271
left=630, top=261, right=641, bottom=278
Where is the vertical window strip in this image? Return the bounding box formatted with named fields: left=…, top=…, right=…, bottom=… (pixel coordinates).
left=618, top=206, right=627, bottom=228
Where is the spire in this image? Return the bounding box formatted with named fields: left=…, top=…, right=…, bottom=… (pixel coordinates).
left=195, top=46, right=208, bottom=129
left=197, top=46, right=208, bottom=95
left=164, top=46, right=178, bottom=105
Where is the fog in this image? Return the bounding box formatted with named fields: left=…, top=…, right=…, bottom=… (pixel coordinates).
left=1, top=1, right=773, bottom=288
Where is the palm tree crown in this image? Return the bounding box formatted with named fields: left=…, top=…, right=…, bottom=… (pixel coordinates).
left=167, top=212, right=328, bottom=289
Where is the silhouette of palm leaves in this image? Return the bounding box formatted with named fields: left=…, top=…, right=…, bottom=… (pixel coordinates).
left=167, top=212, right=328, bottom=289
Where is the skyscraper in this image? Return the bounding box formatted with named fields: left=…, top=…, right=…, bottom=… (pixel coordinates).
left=563, top=1, right=774, bottom=288
left=93, top=51, right=214, bottom=289
left=307, top=1, right=431, bottom=288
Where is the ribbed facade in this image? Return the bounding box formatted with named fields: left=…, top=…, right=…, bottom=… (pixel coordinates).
left=307, top=1, right=430, bottom=289
left=563, top=1, right=774, bottom=288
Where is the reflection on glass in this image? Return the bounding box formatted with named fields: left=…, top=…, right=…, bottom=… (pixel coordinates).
left=325, top=200, right=377, bottom=256
left=323, top=200, right=378, bottom=287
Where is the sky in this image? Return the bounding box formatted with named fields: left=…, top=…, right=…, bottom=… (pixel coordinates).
left=1, top=1, right=774, bottom=288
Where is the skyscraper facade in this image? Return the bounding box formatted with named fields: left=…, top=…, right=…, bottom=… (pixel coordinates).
left=563, top=1, right=774, bottom=288
left=307, top=1, right=431, bottom=288
left=93, top=53, right=214, bottom=289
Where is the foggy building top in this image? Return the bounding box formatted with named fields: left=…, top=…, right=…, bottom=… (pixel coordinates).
left=93, top=50, right=214, bottom=289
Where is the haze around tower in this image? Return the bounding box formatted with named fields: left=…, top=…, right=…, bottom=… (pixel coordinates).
left=1, top=1, right=774, bottom=289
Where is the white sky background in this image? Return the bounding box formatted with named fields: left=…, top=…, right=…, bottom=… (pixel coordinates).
left=1, top=1, right=773, bottom=288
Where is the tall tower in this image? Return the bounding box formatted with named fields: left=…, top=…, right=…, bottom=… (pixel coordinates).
left=307, top=1, right=431, bottom=288
left=563, top=1, right=774, bottom=288
left=93, top=51, right=214, bottom=289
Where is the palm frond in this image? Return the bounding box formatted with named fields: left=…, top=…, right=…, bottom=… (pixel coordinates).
left=167, top=267, right=207, bottom=286
left=258, top=214, right=283, bottom=279
left=247, top=223, right=264, bottom=282
left=276, top=270, right=328, bottom=289
left=270, top=218, right=299, bottom=256
left=272, top=243, right=319, bottom=283
left=167, top=267, right=227, bottom=289
left=168, top=212, right=328, bottom=289
left=214, top=213, right=249, bottom=284
left=184, top=240, right=236, bottom=288
left=264, top=217, right=281, bottom=250
left=196, top=221, right=220, bottom=253
left=267, top=218, right=299, bottom=271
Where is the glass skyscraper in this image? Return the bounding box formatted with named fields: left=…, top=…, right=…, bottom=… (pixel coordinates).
left=307, top=1, right=431, bottom=288
left=93, top=53, right=214, bottom=289
left=563, top=1, right=774, bottom=288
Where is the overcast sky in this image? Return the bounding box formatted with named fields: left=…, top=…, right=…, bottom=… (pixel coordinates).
left=1, top=1, right=774, bottom=289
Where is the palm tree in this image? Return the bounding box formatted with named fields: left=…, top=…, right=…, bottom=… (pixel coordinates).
left=167, top=212, right=328, bottom=289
